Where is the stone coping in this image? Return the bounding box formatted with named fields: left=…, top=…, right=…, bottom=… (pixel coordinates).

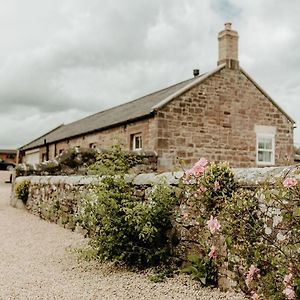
left=14, top=166, right=300, bottom=186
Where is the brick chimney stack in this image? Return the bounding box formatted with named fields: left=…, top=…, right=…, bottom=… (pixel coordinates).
left=217, top=22, right=239, bottom=69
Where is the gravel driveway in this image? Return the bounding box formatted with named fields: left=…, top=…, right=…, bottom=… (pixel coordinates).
left=0, top=178, right=245, bottom=300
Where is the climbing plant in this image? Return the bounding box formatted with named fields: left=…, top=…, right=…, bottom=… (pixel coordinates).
left=180, top=158, right=300, bottom=299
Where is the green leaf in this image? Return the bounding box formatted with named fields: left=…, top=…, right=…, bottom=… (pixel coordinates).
left=293, top=207, right=300, bottom=217
left=182, top=265, right=198, bottom=275
left=187, top=255, right=201, bottom=264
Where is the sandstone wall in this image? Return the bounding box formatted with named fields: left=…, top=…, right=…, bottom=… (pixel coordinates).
left=41, top=118, right=157, bottom=161
left=155, top=67, right=294, bottom=170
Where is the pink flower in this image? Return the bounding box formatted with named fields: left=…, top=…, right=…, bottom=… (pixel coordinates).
left=284, top=273, right=293, bottom=287
left=197, top=186, right=207, bottom=194
left=283, top=286, right=296, bottom=300
left=185, top=168, right=194, bottom=177
left=206, top=216, right=221, bottom=234
left=250, top=291, right=259, bottom=300
left=208, top=245, right=217, bottom=259
left=283, top=272, right=295, bottom=299
left=193, top=165, right=205, bottom=177
left=185, top=158, right=208, bottom=178
left=245, top=265, right=260, bottom=288
left=195, top=157, right=208, bottom=168
left=214, top=180, right=220, bottom=191
left=283, top=178, right=297, bottom=188
left=288, top=265, right=295, bottom=274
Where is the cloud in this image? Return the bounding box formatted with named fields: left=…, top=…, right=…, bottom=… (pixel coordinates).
left=0, top=109, right=89, bottom=148
left=0, top=0, right=300, bottom=148
left=0, top=1, right=220, bottom=114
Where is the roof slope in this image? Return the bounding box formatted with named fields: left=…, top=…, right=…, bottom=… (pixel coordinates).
left=20, top=64, right=294, bottom=151
left=20, top=70, right=213, bottom=150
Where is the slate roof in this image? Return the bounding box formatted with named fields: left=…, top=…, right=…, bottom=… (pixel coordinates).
left=20, top=78, right=200, bottom=150
left=20, top=64, right=295, bottom=151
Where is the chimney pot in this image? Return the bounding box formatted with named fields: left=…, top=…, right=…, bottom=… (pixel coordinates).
left=193, top=69, right=200, bottom=77
left=224, top=22, right=232, bottom=30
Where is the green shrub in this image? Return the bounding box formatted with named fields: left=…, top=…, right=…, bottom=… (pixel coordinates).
left=15, top=180, right=30, bottom=204
left=77, top=176, right=176, bottom=267
left=88, top=144, right=142, bottom=176
left=182, top=255, right=218, bottom=286
left=77, top=145, right=177, bottom=268
left=40, top=161, right=60, bottom=174
left=53, top=147, right=98, bottom=170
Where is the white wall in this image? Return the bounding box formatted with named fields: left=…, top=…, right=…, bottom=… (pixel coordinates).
left=25, top=150, right=40, bottom=164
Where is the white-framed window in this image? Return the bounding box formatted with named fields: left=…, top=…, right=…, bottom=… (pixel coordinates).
left=256, top=133, right=275, bottom=165
left=132, top=134, right=143, bottom=150
left=255, top=125, right=276, bottom=166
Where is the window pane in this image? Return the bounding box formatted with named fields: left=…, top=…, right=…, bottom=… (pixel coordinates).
left=258, top=150, right=272, bottom=163
left=258, top=140, right=265, bottom=149
left=133, top=135, right=142, bottom=150
left=135, top=137, right=140, bottom=149
left=263, top=151, right=272, bottom=162
left=265, top=139, right=272, bottom=150
left=258, top=151, right=264, bottom=162
left=258, top=137, right=272, bottom=150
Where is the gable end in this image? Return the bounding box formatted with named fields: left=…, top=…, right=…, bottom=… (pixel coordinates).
left=240, top=68, right=295, bottom=124
left=151, top=64, right=226, bottom=111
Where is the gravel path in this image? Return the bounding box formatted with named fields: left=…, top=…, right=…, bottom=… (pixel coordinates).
left=0, top=178, right=245, bottom=299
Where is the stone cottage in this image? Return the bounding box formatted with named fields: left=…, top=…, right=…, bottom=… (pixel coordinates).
left=19, top=23, right=295, bottom=170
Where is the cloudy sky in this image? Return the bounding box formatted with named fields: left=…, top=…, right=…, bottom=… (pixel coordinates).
left=1, top=0, right=300, bottom=149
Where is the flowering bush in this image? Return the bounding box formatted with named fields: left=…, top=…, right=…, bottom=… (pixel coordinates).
left=181, top=160, right=236, bottom=215
left=180, top=159, right=235, bottom=287
left=180, top=158, right=300, bottom=299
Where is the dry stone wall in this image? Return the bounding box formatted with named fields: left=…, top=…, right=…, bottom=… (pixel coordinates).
left=11, top=165, right=299, bottom=263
